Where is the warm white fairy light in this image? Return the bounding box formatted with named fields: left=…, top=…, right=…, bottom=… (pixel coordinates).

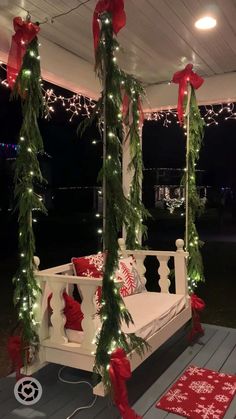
left=1, top=63, right=236, bottom=127
left=43, top=88, right=96, bottom=122
left=145, top=102, right=236, bottom=127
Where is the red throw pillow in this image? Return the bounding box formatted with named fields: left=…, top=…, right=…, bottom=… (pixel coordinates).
left=72, top=253, right=104, bottom=308
left=48, top=292, right=83, bottom=331
left=71, top=253, right=104, bottom=278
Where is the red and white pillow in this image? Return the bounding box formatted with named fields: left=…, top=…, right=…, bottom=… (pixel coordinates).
left=72, top=253, right=104, bottom=308
left=72, top=253, right=104, bottom=278
left=71, top=253, right=145, bottom=300
left=116, top=257, right=145, bottom=297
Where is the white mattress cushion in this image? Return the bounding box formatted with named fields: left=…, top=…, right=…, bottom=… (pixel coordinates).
left=59, top=292, right=186, bottom=344
left=120, top=292, right=186, bottom=339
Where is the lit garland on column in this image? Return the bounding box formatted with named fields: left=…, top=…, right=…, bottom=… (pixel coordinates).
left=10, top=19, right=46, bottom=359
left=183, top=86, right=205, bottom=293
left=122, top=76, right=150, bottom=248
left=91, top=11, right=147, bottom=390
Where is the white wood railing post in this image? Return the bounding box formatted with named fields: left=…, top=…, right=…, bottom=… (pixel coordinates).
left=134, top=254, right=147, bottom=287
left=49, top=281, right=68, bottom=344
left=174, top=238, right=189, bottom=296
left=79, top=283, right=98, bottom=352
left=157, top=256, right=170, bottom=292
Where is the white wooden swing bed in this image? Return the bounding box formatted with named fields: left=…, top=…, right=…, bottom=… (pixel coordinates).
left=28, top=236, right=192, bottom=396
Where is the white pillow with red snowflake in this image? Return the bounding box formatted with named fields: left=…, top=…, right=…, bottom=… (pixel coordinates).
left=71, top=253, right=145, bottom=311
left=115, top=256, right=145, bottom=297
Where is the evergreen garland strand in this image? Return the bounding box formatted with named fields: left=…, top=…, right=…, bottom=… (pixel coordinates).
left=12, top=34, right=46, bottom=355
left=90, top=12, right=147, bottom=389
left=183, top=86, right=205, bottom=293
left=122, top=75, right=150, bottom=248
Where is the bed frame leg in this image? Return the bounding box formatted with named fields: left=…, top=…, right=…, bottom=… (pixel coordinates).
left=93, top=381, right=107, bottom=397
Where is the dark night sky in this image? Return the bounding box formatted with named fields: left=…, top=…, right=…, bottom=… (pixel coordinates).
left=1, top=65, right=236, bottom=190
left=142, top=112, right=236, bottom=188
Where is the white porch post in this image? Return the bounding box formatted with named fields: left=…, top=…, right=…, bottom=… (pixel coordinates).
left=122, top=127, right=133, bottom=241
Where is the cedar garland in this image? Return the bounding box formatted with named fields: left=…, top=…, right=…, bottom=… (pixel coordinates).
left=79, top=12, right=148, bottom=389
left=183, top=86, right=205, bottom=293
left=122, top=75, right=150, bottom=248
left=93, top=12, right=147, bottom=389
left=12, top=34, right=46, bottom=355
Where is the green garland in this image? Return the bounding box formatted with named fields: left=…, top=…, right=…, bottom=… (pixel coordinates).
left=87, top=12, right=147, bottom=389
left=122, top=75, right=150, bottom=248
left=12, top=34, right=46, bottom=354
left=183, top=86, right=205, bottom=293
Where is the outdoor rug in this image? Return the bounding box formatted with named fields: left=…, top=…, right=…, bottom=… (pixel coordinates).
left=156, top=365, right=236, bottom=418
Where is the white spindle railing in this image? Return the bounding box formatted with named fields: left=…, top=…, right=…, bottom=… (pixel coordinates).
left=34, top=239, right=188, bottom=351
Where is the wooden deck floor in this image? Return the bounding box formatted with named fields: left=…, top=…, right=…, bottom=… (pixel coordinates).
left=1, top=324, right=236, bottom=419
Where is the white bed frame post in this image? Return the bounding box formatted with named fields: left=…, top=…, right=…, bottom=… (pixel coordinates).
left=79, top=283, right=97, bottom=352
left=49, top=281, right=68, bottom=344
left=174, top=239, right=189, bottom=297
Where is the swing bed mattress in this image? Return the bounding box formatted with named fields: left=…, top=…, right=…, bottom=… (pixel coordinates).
left=51, top=292, right=187, bottom=344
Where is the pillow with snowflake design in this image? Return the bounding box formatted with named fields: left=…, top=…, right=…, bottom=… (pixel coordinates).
left=72, top=253, right=104, bottom=278
left=72, top=253, right=104, bottom=310
left=115, top=256, right=146, bottom=297
left=71, top=253, right=145, bottom=301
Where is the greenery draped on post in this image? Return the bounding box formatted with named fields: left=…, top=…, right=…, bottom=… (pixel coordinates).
left=81, top=11, right=147, bottom=389
left=12, top=33, right=46, bottom=354
left=122, top=75, right=150, bottom=249
left=183, top=86, right=205, bottom=293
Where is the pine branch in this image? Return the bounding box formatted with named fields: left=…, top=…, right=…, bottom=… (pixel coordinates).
left=11, top=34, right=46, bottom=355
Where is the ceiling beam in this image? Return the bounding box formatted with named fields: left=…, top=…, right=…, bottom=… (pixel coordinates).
left=145, top=72, right=236, bottom=111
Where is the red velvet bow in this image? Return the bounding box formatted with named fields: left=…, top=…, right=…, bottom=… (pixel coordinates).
left=188, top=294, right=206, bottom=343
left=7, top=17, right=40, bottom=89
left=109, top=348, right=142, bottom=418
left=7, top=336, right=24, bottom=380
left=122, top=93, right=144, bottom=127
left=191, top=293, right=205, bottom=312
left=172, top=63, right=204, bottom=125
left=93, top=0, right=126, bottom=51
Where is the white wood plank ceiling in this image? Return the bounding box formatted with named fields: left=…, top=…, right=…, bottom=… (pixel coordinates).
left=1, top=0, right=236, bottom=106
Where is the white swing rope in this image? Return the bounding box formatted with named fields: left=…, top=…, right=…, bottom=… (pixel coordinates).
left=57, top=366, right=97, bottom=419
left=185, top=83, right=192, bottom=251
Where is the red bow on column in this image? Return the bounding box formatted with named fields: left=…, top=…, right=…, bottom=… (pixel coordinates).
left=188, top=293, right=206, bottom=343
left=7, top=336, right=24, bottom=380
left=109, top=348, right=142, bottom=419
left=93, top=0, right=126, bottom=51
left=7, top=17, right=40, bottom=89
left=172, top=64, right=204, bottom=125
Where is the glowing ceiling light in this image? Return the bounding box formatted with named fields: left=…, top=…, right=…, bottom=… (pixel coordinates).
left=195, top=16, right=217, bottom=30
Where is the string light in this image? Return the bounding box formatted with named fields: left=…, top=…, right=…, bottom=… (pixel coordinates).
left=43, top=88, right=96, bottom=121
left=0, top=142, right=19, bottom=152
left=145, top=103, right=236, bottom=126
left=1, top=62, right=236, bottom=127
left=0, top=63, right=96, bottom=122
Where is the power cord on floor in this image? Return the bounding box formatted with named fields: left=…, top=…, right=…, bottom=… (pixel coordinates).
left=57, top=366, right=97, bottom=419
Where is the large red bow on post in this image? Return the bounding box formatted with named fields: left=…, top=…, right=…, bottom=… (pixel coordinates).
left=109, top=348, right=142, bottom=419
left=172, top=64, right=204, bottom=125
left=7, top=17, right=40, bottom=89
left=188, top=293, right=206, bottom=343
left=93, top=0, right=126, bottom=51
left=7, top=336, right=23, bottom=380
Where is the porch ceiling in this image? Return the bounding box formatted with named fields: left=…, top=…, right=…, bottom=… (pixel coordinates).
left=1, top=0, right=236, bottom=108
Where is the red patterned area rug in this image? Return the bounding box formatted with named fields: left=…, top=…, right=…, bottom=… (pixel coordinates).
left=156, top=365, right=236, bottom=418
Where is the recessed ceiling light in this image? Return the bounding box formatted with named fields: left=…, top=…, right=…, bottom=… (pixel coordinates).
left=195, top=16, right=217, bottom=30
